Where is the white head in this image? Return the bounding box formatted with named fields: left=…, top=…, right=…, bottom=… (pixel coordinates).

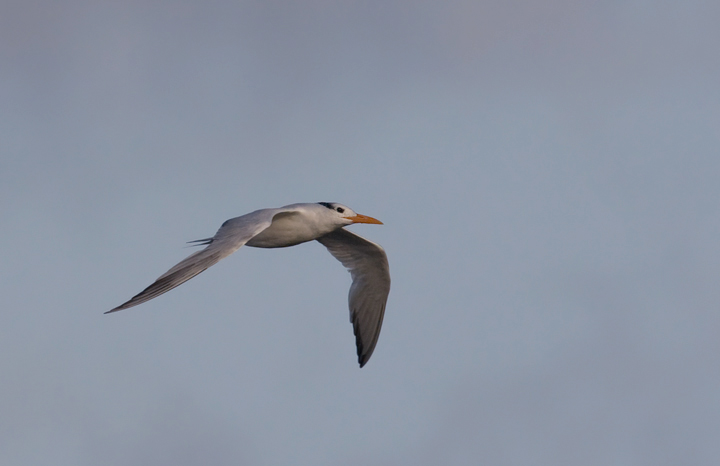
left=316, top=202, right=383, bottom=226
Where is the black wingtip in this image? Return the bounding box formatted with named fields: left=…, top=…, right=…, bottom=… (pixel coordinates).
left=354, top=314, right=368, bottom=368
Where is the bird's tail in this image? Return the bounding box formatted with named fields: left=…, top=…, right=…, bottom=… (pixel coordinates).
left=186, top=237, right=213, bottom=246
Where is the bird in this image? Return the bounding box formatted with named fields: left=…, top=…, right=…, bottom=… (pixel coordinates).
left=106, top=202, right=390, bottom=367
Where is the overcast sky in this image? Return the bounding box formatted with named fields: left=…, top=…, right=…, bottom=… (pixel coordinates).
left=2, top=1, right=720, bottom=465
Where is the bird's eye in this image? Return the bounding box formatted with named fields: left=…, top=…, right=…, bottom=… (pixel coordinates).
left=336, top=207, right=345, bottom=213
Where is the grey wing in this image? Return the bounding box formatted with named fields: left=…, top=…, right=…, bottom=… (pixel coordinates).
left=316, top=228, right=390, bottom=367
left=106, top=208, right=283, bottom=314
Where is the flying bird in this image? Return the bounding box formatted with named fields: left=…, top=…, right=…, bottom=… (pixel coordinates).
left=106, top=202, right=390, bottom=367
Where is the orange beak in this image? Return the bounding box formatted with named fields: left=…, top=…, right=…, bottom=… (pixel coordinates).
left=347, top=213, right=383, bottom=225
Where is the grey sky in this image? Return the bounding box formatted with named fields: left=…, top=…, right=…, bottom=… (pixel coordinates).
left=2, top=1, right=720, bottom=465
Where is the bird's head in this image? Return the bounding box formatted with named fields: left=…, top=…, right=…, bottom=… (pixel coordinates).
left=317, top=202, right=383, bottom=226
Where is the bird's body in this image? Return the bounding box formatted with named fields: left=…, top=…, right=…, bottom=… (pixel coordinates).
left=107, top=202, right=390, bottom=367
left=244, top=204, right=339, bottom=248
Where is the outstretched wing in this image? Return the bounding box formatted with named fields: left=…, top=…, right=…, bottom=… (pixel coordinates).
left=316, top=228, right=390, bottom=367
left=106, top=208, right=287, bottom=313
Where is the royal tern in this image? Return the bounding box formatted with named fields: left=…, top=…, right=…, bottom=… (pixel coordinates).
left=106, top=202, right=390, bottom=367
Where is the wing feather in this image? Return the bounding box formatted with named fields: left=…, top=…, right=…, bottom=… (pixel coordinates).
left=316, top=228, right=390, bottom=367
left=106, top=208, right=285, bottom=313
